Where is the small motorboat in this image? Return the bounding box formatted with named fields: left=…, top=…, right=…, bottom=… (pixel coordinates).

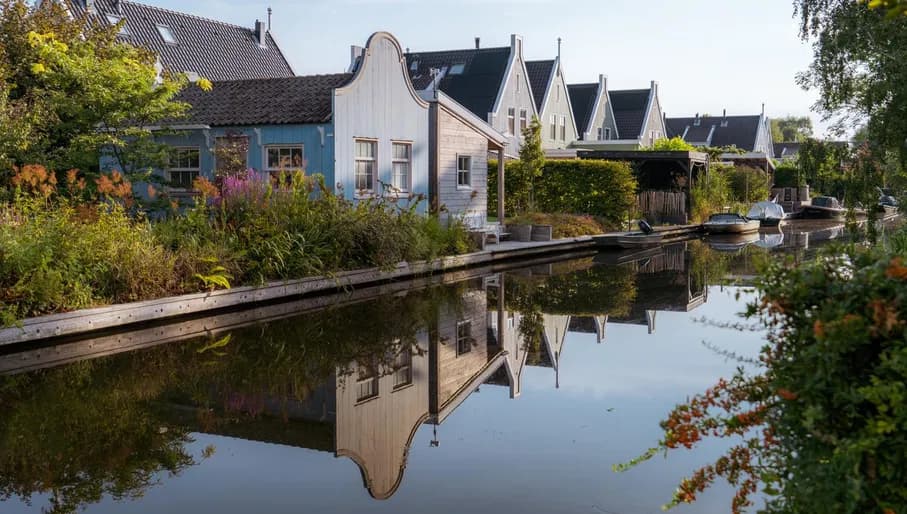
left=800, top=196, right=847, bottom=220
left=707, top=232, right=760, bottom=253
left=613, top=232, right=664, bottom=249
left=703, top=213, right=761, bottom=235
left=747, top=200, right=788, bottom=227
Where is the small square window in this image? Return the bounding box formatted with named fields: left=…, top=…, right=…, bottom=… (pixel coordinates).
left=265, top=145, right=304, bottom=174
left=167, top=147, right=201, bottom=190
left=457, top=321, right=473, bottom=356
left=449, top=63, right=465, bottom=75
left=457, top=155, right=471, bottom=188
left=519, top=109, right=528, bottom=132
left=156, top=24, right=177, bottom=44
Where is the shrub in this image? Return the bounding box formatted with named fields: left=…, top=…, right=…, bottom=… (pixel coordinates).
left=646, top=136, right=696, bottom=152
left=489, top=159, right=637, bottom=228
left=727, top=165, right=771, bottom=204
left=689, top=165, right=732, bottom=222
left=510, top=212, right=607, bottom=238
left=773, top=162, right=801, bottom=188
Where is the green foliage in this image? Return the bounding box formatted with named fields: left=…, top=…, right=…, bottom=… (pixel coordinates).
left=620, top=230, right=907, bottom=513
left=727, top=165, right=772, bottom=204
left=770, top=116, right=814, bottom=142
left=509, top=212, right=607, bottom=238
left=0, top=175, right=474, bottom=324
left=797, top=138, right=852, bottom=197
left=507, top=116, right=545, bottom=214
left=773, top=162, right=803, bottom=188
left=690, top=164, right=732, bottom=222
left=489, top=159, right=637, bottom=228
left=0, top=0, right=192, bottom=179
left=646, top=136, right=696, bottom=152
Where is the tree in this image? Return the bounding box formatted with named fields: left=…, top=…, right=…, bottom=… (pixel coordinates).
left=511, top=116, right=544, bottom=214
left=647, top=136, right=696, bottom=152
left=0, top=0, right=198, bottom=183
left=770, top=116, right=814, bottom=142
left=795, top=0, right=907, bottom=161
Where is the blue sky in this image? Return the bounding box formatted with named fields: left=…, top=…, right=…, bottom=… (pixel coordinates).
left=152, top=0, right=827, bottom=134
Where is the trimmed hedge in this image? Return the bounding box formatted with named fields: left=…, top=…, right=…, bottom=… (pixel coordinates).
left=489, top=159, right=637, bottom=227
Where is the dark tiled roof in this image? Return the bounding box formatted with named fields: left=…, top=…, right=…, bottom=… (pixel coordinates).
left=173, top=74, right=353, bottom=126
left=609, top=89, right=651, bottom=139
left=405, top=47, right=510, bottom=119
left=568, top=83, right=598, bottom=138
left=66, top=0, right=294, bottom=81
left=666, top=115, right=761, bottom=151
left=525, top=60, right=555, bottom=112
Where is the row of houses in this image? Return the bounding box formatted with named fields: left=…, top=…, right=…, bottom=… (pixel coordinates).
left=55, top=0, right=784, bottom=227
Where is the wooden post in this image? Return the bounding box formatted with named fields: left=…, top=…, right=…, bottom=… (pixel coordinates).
left=497, top=148, right=505, bottom=222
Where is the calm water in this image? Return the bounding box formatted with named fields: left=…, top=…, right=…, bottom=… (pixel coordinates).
left=0, top=228, right=869, bottom=514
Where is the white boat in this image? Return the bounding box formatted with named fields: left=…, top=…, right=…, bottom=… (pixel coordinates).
left=747, top=200, right=788, bottom=227
left=703, top=213, right=761, bottom=235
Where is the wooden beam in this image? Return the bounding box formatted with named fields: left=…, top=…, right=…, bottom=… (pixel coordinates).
left=497, top=148, right=505, bottom=222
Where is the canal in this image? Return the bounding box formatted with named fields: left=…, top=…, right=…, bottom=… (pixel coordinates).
left=0, top=227, right=879, bottom=513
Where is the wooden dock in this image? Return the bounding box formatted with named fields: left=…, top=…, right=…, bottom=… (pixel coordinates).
left=593, top=224, right=704, bottom=249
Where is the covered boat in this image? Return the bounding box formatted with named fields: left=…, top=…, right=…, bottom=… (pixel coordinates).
left=747, top=201, right=787, bottom=227
left=703, top=213, right=761, bottom=235
left=800, top=196, right=846, bottom=220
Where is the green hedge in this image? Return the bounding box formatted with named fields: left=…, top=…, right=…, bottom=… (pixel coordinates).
left=488, top=159, right=637, bottom=227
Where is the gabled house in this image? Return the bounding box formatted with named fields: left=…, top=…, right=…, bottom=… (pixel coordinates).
left=774, top=142, right=802, bottom=161
left=405, top=35, right=536, bottom=155
left=48, top=0, right=294, bottom=81
left=568, top=75, right=618, bottom=142
left=571, top=81, right=666, bottom=150
left=141, top=32, right=429, bottom=211
left=525, top=57, right=578, bottom=150
left=666, top=110, right=775, bottom=171
left=665, top=111, right=774, bottom=155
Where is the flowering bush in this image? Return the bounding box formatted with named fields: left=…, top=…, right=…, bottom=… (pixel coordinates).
left=618, top=237, right=907, bottom=513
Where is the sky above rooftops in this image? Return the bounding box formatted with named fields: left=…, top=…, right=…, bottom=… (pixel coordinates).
left=147, top=0, right=831, bottom=136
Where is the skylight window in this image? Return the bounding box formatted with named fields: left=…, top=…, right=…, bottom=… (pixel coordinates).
left=449, top=63, right=465, bottom=75
left=106, top=15, right=129, bottom=35
left=156, top=24, right=177, bottom=44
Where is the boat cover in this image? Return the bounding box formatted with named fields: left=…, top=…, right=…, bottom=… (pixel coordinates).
left=747, top=201, right=786, bottom=220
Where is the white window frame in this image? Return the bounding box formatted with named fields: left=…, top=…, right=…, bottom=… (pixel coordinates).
left=156, top=24, right=177, bottom=44
left=507, top=107, right=516, bottom=135
left=356, top=364, right=379, bottom=403
left=264, top=144, right=305, bottom=175
left=456, top=320, right=473, bottom=356
left=519, top=108, right=528, bottom=132
left=167, top=146, right=201, bottom=191
left=391, top=141, right=412, bottom=193
left=457, top=154, right=472, bottom=189
left=393, top=348, right=413, bottom=390
left=516, top=74, right=521, bottom=93
left=597, top=127, right=603, bottom=141
left=560, top=115, right=567, bottom=141
left=354, top=138, right=377, bottom=197
left=106, top=15, right=129, bottom=35
left=550, top=115, right=557, bottom=140
left=604, top=127, right=611, bottom=140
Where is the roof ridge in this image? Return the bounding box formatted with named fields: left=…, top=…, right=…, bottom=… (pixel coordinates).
left=405, top=46, right=509, bottom=55
left=209, top=72, right=352, bottom=86
left=568, top=83, right=598, bottom=88
left=123, top=0, right=255, bottom=32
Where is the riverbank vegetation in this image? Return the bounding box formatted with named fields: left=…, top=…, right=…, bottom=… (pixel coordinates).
left=0, top=170, right=473, bottom=325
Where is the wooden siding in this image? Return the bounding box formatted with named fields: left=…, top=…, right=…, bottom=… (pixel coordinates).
left=493, top=41, right=536, bottom=154
left=438, top=106, right=489, bottom=227
left=335, top=333, right=431, bottom=500
left=540, top=66, right=579, bottom=150
left=334, top=33, right=430, bottom=213
left=642, top=92, right=667, bottom=146
left=435, top=289, right=490, bottom=411
left=586, top=78, right=619, bottom=142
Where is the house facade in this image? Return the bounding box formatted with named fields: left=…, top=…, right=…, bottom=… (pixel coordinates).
left=568, top=75, right=619, bottom=142
left=138, top=32, right=429, bottom=212
left=50, top=0, right=294, bottom=81
left=406, top=35, right=536, bottom=156
left=526, top=58, right=579, bottom=150
left=572, top=81, right=666, bottom=150
left=666, top=110, right=776, bottom=171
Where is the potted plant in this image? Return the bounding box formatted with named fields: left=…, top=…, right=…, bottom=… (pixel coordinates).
left=508, top=217, right=533, bottom=242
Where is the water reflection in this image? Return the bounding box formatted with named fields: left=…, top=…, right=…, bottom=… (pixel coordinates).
left=0, top=237, right=838, bottom=513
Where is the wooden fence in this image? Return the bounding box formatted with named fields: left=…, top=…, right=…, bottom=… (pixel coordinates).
left=636, top=191, right=687, bottom=224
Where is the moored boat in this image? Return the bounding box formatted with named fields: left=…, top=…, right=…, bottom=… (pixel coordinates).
left=800, top=196, right=847, bottom=220
left=746, top=201, right=788, bottom=227
left=703, top=213, right=761, bottom=235
left=612, top=232, right=665, bottom=249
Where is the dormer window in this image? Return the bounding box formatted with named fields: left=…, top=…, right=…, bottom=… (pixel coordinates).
left=693, top=118, right=701, bottom=127
left=410, top=60, right=419, bottom=72
left=449, top=63, right=465, bottom=75
left=106, top=15, right=129, bottom=35
left=157, top=24, right=177, bottom=44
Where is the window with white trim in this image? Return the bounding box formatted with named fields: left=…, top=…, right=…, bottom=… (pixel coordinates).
left=604, top=127, right=611, bottom=140
left=597, top=127, right=603, bottom=140
left=516, top=74, right=521, bottom=93
left=519, top=109, right=528, bottom=132
left=391, top=142, right=411, bottom=192
left=356, top=364, right=379, bottom=402
left=156, top=24, right=177, bottom=44
left=393, top=349, right=413, bottom=389
left=265, top=145, right=304, bottom=174
left=456, top=320, right=473, bottom=356
left=507, top=107, right=516, bottom=135
left=457, top=155, right=472, bottom=188
left=560, top=115, right=566, bottom=141
left=550, top=115, right=557, bottom=140
left=354, top=139, right=376, bottom=193
left=167, top=147, right=200, bottom=190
